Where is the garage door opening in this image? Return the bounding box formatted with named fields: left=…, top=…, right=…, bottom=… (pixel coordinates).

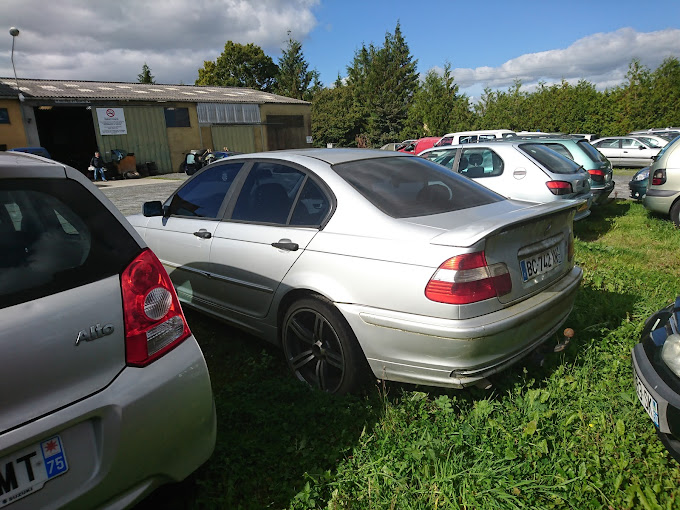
left=35, top=106, right=97, bottom=172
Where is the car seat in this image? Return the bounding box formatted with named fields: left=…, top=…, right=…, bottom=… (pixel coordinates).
left=466, top=153, right=485, bottom=178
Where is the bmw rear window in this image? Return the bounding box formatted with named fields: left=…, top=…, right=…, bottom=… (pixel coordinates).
left=332, top=156, right=503, bottom=218
left=518, top=143, right=583, bottom=175
left=0, top=179, right=141, bottom=309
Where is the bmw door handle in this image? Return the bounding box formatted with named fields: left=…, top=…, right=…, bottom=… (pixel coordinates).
left=271, top=239, right=299, bottom=251
left=193, top=229, right=212, bottom=239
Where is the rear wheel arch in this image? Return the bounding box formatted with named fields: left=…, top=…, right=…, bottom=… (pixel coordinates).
left=278, top=291, right=372, bottom=394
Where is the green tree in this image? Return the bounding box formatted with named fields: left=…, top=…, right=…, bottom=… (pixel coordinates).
left=275, top=35, right=322, bottom=101
left=137, top=63, right=155, bottom=84
left=346, top=22, right=419, bottom=146
left=312, top=85, right=362, bottom=147
left=196, top=41, right=278, bottom=91
left=649, top=56, right=680, bottom=128
left=402, top=63, right=472, bottom=138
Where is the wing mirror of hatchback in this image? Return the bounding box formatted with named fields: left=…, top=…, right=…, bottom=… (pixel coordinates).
left=143, top=200, right=164, bottom=217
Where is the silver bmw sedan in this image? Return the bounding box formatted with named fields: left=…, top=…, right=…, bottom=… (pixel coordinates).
left=128, top=149, right=583, bottom=394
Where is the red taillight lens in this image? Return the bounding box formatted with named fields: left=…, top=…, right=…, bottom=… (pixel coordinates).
left=652, top=169, right=666, bottom=186
left=425, top=251, right=512, bottom=305
left=121, top=248, right=190, bottom=366
left=546, top=181, right=573, bottom=195
left=587, top=170, right=605, bottom=183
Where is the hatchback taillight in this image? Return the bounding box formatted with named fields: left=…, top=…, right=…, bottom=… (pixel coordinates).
left=121, top=248, right=190, bottom=366
left=652, top=169, right=667, bottom=186
left=425, top=251, right=511, bottom=305
left=587, top=170, right=605, bottom=183
left=546, top=181, right=573, bottom=195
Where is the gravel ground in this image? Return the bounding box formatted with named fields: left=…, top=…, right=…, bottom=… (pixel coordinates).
left=96, top=174, right=187, bottom=216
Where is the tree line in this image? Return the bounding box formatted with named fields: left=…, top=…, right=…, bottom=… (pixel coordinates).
left=141, top=24, right=680, bottom=148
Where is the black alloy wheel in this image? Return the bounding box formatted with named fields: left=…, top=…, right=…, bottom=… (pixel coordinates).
left=282, top=297, right=368, bottom=395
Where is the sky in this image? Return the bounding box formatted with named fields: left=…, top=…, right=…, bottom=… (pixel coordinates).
left=3, top=0, right=680, bottom=102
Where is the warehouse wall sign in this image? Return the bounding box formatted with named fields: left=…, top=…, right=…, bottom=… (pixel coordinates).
left=96, top=107, right=127, bottom=135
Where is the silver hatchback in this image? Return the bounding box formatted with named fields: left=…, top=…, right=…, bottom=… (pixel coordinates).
left=420, top=141, right=593, bottom=220
left=129, top=149, right=583, bottom=394
left=0, top=152, right=216, bottom=509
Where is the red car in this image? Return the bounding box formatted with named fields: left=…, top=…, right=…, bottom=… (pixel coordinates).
left=398, top=137, right=441, bottom=155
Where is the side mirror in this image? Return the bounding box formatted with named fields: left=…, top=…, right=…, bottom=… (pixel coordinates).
left=143, top=201, right=163, bottom=217
left=640, top=146, right=647, bottom=150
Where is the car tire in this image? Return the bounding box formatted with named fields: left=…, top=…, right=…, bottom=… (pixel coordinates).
left=282, top=297, right=370, bottom=395
left=671, top=200, right=680, bottom=228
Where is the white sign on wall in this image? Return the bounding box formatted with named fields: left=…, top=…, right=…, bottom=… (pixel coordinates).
left=96, top=108, right=127, bottom=135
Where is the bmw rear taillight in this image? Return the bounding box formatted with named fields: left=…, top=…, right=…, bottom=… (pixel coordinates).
left=425, top=251, right=511, bottom=305
left=121, top=248, right=190, bottom=366
left=546, top=181, right=573, bottom=195
left=587, top=170, right=605, bottom=183
left=652, top=169, right=667, bottom=186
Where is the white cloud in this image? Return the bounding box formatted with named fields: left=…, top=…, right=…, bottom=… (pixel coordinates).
left=446, top=28, right=680, bottom=96
left=2, top=0, right=319, bottom=84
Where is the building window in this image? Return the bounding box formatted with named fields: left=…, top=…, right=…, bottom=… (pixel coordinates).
left=164, top=107, right=190, bottom=127
left=0, top=108, right=9, bottom=124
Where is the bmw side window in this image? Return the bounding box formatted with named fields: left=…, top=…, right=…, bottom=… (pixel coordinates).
left=168, top=162, right=243, bottom=218
left=231, top=163, right=304, bottom=224
left=290, top=178, right=331, bottom=226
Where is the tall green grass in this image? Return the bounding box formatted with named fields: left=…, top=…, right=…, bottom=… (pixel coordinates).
left=138, top=200, right=680, bottom=510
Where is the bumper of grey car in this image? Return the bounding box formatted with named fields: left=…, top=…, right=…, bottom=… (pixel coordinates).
left=0, top=337, right=216, bottom=510
left=644, top=188, right=680, bottom=215
left=337, top=266, right=582, bottom=389
left=592, top=180, right=615, bottom=205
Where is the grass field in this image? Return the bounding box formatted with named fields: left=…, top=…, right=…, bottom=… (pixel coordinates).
left=139, top=199, right=680, bottom=510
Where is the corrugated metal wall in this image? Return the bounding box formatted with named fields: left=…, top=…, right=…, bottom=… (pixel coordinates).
left=210, top=126, right=257, bottom=153
left=94, top=107, right=172, bottom=173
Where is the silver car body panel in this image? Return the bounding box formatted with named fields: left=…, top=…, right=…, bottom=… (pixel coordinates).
left=129, top=149, right=582, bottom=388
left=644, top=136, right=680, bottom=215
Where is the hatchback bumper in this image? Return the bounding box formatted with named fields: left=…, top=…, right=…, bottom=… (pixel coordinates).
left=337, top=266, right=582, bottom=388
left=591, top=181, right=615, bottom=205
left=0, top=337, right=216, bottom=510
left=644, top=188, right=680, bottom=215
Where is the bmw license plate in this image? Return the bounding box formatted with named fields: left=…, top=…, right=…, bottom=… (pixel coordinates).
left=635, top=369, right=659, bottom=427
left=0, top=436, right=68, bottom=507
left=520, top=245, right=562, bottom=282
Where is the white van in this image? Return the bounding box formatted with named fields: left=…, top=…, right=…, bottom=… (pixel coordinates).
left=435, top=129, right=515, bottom=147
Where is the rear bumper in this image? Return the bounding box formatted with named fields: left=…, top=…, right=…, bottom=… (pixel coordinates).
left=591, top=181, right=615, bottom=205
left=337, top=266, right=582, bottom=388
left=0, top=337, right=216, bottom=510
left=644, top=189, right=680, bottom=214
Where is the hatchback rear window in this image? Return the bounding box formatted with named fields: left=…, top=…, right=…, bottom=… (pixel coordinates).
left=576, top=140, right=609, bottom=163
left=518, top=143, right=583, bottom=175
left=332, top=156, right=503, bottom=218
left=0, top=179, right=140, bottom=309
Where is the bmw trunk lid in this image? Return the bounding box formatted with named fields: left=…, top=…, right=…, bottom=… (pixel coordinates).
left=423, top=199, right=577, bottom=305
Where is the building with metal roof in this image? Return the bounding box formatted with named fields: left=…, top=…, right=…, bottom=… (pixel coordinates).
left=0, top=78, right=312, bottom=175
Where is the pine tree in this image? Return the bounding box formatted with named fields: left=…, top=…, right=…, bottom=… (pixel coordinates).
left=275, top=35, right=322, bottom=101
left=137, top=63, right=155, bottom=84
